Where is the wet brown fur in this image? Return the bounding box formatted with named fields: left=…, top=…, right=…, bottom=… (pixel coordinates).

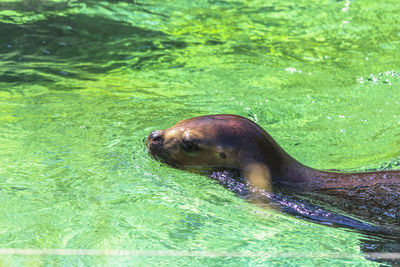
left=147, top=114, right=400, bottom=226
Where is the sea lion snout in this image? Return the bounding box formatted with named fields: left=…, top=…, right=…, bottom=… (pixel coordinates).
left=147, top=128, right=184, bottom=168
left=148, top=130, right=162, bottom=142
left=147, top=130, right=164, bottom=152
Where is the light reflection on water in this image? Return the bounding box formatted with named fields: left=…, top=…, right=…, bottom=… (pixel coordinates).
left=0, top=0, right=399, bottom=265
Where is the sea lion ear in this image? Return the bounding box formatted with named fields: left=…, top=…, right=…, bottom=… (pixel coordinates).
left=243, top=162, right=272, bottom=192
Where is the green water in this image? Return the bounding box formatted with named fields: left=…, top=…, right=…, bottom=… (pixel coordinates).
left=1, top=0, right=399, bottom=265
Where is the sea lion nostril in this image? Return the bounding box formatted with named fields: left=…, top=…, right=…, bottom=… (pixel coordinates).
left=149, top=130, right=162, bottom=141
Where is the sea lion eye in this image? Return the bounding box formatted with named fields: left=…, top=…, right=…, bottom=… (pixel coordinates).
left=182, top=139, right=198, bottom=152
left=219, top=152, right=227, bottom=159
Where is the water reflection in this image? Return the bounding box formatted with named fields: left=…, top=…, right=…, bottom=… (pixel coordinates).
left=1, top=0, right=399, bottom=266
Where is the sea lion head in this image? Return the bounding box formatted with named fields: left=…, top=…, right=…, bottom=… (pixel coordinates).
left=146, top=114, right=275, bottom=175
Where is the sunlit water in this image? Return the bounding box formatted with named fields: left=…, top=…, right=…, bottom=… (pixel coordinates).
left=1, top=0, right=399, bottom=265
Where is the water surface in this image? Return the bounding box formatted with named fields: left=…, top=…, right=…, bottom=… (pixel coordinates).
left=1, top=0, right=399, bottom=265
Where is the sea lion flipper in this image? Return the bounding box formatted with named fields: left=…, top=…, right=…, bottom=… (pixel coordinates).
left=243, top=162, right=272, bottom=192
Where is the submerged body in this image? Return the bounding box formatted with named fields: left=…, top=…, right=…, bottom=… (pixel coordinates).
left=147, top=114, right=400, bottom=227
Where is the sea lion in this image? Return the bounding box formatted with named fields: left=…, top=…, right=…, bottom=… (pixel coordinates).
left=146, top=114, right=400, bottom=228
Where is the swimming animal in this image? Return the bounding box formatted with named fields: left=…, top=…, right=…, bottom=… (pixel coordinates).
left=147, top=114, right=400, bottom=228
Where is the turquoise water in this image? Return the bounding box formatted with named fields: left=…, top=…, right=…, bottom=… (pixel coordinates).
left=0, top=0, right=399, bottom=265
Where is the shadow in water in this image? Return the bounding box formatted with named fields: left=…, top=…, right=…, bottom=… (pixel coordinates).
left=0, top=0, right=70, bottom=12
left=0, top=5, right=187, bottom=86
